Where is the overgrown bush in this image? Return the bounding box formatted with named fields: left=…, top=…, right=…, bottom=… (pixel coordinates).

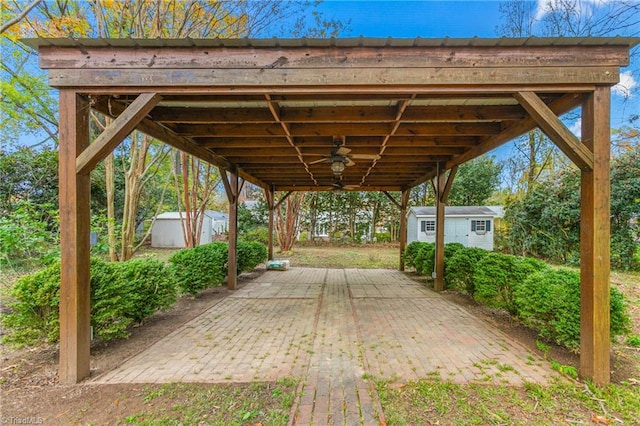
left=2, top=261, right=61, bottom=346
left=416, top=242, right=465, bottom=280
left=375, top=232, right=391, bottom=243
left=237, top=241, right=268, bottom=273
left=2, top=258, right=178, bottom=346
left=169, top=242, right=228, bottom=295
left=516, top=269, right=631, bottom=349
left=111, top=259, right=177, bottom=323
left=403, top=241, right=429, bottom=269
left=472, top=252, right=547, bottom=314
left=445, top=247, right=490, bottom=295
left=415, top=244, right=435, bottom=275
left=241, top=227, right=269, bottom=245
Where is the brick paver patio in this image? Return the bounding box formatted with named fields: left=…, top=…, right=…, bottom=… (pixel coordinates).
left=92, top=267, right=557, bottom=425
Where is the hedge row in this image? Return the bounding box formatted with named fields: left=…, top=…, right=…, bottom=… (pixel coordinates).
left=2, top=241, right=268, bottom=347
left=404, top=244, right=631, bottom=350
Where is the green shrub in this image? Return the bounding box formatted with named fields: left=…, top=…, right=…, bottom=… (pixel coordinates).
left=242, top=227, right=269, bottom=245
left=415, top=244, right=435, bottom=275
left=403, top=241, right=429, bottom=269
left=111, top=259, right=177, bottom=323
left=169, top=242, right=228, bottom=295
left=237, top=241, right=268, bottom=273
left=2, top=257, right=179, bottom=346
left=516, top=269, right=631, bottom=349
left=90, top=258, right=134, bottom=341
left=416, top=242, right=464, bottom=280
left=445, top=247, right=490, bottom=295
left=2, top=261, right=61, bottom=346
left=375, top=232, right=391, bottom=243
left=473, top=252, right=547, bottom=314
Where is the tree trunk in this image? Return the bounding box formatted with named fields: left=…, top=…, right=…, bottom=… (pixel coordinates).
left=276, top=192, right=304, bottom=252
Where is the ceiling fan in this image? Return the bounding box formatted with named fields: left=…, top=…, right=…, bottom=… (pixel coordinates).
left=308, top=137, right=381, bottom=175
left=331, top=176, right=360, bottom=191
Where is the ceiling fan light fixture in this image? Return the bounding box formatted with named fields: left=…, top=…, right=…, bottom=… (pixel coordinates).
left=331, top=160, right=345, bottom=174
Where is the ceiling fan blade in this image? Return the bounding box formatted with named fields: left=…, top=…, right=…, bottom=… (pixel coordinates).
left=349, top=153, right=381, bottom=160
left=336, top=146, right=351, bottom=156
left=343, top=185, right=361, bottom=190
left=344, top=157, right=355, bottom=167
left=308, top=158, right=329, bottom=165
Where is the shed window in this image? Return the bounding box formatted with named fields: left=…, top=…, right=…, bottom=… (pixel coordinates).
left=471, top=220, right=491, bottom=233
left=421, top=220, right=436, bottom=233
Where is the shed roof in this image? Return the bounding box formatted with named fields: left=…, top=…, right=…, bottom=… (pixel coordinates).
left=410, top=206, right=497, bottom=217
left=156, top=210, right=228, bottom=220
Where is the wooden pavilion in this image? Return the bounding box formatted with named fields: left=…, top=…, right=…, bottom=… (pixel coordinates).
left=23, top=36, right=638, bottom=385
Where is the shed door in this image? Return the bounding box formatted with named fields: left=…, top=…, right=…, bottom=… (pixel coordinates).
left=444, top=219, right=468, bottom=245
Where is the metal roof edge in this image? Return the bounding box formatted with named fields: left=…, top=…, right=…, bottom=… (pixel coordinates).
left=20, top=36, right=640, bottom=50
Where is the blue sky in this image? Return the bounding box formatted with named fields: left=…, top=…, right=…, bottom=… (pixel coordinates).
left=310, top=0, right=639, bottom=162
left=317, top=0, right=503, bottom=38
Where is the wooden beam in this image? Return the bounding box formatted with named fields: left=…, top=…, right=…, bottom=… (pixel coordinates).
left=274, top=191, right=294, bottom=210
left=580, top=87, right=611, bottom=385
left=39, top=45, right=631, bottom=70
left=434, top=165, right=457, bottom=291
left=91, top=97, right=268, bottom=190
left=382, top=191, right=401, bottom=209
left=76, top=93, right=161, bottom=174
left=445, top=93, right=582, bottom=171
left=264, top=187, right=275, bottom=260
left=514, top=91, right=593, bottom=170
left=58, top=91, right=91, bottom=384
left=49, top=66, right=621, bottom=87
left=399, top=189, right=410, bottom=271
left=224, top=168, right=239, bottom=291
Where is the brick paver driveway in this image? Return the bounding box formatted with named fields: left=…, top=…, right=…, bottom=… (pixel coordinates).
left=93, top=268, right=556, bottom=425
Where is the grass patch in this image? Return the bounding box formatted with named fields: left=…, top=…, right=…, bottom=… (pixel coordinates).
left=120, top=379, right=297, bottom=426
left=375, top=377, right=640, bottom=425
left=275, top=244, right=399, bottom=269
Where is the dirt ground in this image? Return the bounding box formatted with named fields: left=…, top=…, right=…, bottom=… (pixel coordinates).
left=1, top=266, right=638, bottom=424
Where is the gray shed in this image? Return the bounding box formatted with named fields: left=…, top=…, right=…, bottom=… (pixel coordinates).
left=407, top=206, right=498, bottom=250
left=151, top=210, right=228, bottom=248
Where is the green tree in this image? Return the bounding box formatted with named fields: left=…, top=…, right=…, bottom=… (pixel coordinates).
left=447, top=156, right=502, bottom=206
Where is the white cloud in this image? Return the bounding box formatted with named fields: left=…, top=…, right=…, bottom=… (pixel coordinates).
left=612, top=71, right=637, bottom=99
left=535, top=0, right=615, bottom=20
left=569, top=118, right=582, bottom=138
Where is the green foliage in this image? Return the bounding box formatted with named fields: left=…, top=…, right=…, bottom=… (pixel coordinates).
left=447, top=156, right=502, bottom=206
left=237, top=241, right=268, bottom=273
left=168, top=242, right=228, bottom=295
left=90, top=258, right=135, bottom=341
left=472, top=252, right=548, bottom=314
left=375, top=232, right=391, bottom=243
left=2, top=258, right=178, bottom=346
left=111, top=259, right=177, bottom=323
left=241, top=227, right=269, bottom=246
left=503, top=147, right=640, bottom=270
left=2, top=262, right=61, bottom=346
left=0, top=201, right=58, bottom=267
left=403, top=241, right=429, bottom=269
left=516, top=269, right=631, bottom=349
left=444, top=247, right=490, bottom=295
left=415, top=244, right=435, bottom=275
left=626, top=335, right=640, bottom=347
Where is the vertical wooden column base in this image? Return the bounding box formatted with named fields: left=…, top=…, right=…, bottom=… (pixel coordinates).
left=399, top=189, right=409, bottom=271
left=59, top=91, right=91, bottom=384
left=580, top=87, right=611, bottom=385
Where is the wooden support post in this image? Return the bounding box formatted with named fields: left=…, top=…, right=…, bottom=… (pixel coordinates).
left=434, top=165, right=457, bottom=291
left=264, top=187, right=275, bottom=260
left=580, top=87, right=611, bottom=385
left=399, top=189, right=409, bottom=271
left=221, top=168, right=239, bottom=290
left=59, top=91, right=91, bottom=384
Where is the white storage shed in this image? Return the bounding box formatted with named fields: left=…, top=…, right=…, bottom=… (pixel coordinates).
left=407, top=206, right=498, bottom=250
left=151, top=210, right=229, bottom=248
